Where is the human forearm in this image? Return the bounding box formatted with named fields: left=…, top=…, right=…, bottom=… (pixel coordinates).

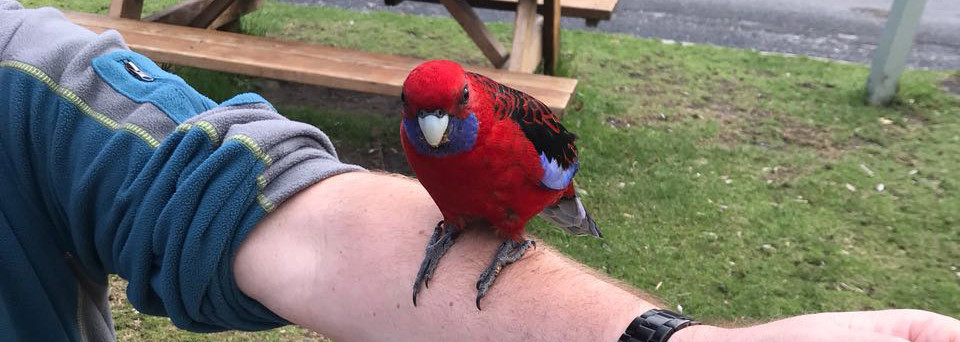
left=234, top=171, right=659, bottom=341
left=234, top=172, right=960, bottom=342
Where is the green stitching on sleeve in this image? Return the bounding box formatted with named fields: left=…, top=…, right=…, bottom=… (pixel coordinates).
left=256, top=194, right=276, bottom=212
left=227, top=135, right=274, bottom=166
left=195, top=121, right=220, bottom=144
left=120, top=123, right=160, bottom=148
left=226, top=135, right=276, bottom=212
left=2, top=60, right=121, bottom=131
left=3, top=60, right=277, bottom=213
left=176, top=122, right=220, bottom=145
left=2, top=60, right=161, bottom=148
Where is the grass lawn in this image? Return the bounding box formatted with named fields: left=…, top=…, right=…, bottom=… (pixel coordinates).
left=20, top=0, right=960, bottom=340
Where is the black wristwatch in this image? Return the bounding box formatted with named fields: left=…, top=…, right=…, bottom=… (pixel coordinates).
left=618, top=309, right=700, bottom=342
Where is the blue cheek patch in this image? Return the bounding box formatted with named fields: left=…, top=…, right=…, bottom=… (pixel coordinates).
left=539, top=154, right=578, bottom=190
left=403, top=113, right=479, bottom=157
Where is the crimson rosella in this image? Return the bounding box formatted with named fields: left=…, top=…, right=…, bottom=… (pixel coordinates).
left=401, top=60, right=602, bottom=309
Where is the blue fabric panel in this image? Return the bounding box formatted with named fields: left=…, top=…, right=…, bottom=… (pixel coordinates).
left=91, top=50, right=216, bottom=124
left=220, top=92, right=274, bottom=110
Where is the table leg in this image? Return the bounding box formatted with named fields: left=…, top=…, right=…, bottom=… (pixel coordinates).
left=507, top=0, right=542, bottom=73
left=108, top=0, right=144, bottom=19
left=542, top=0, right=561, bottom=75
left=189, top=0, right=239, bottom=28
left=145, top=0, right=263, bottom=29
left=439, top=0, right=509, bottom=68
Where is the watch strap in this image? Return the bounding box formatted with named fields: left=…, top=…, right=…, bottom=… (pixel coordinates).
left=619, top=309, right=700, bottom=342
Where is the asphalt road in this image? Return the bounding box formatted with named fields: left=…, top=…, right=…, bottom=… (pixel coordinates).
left=280, top=0, right=960, bottom=70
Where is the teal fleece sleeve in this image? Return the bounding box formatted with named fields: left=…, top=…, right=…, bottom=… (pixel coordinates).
left=0, top=1, right=364, bottom=339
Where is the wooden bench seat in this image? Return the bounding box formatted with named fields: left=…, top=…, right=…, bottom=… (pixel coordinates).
left=65, top=11, right=578, bottom=113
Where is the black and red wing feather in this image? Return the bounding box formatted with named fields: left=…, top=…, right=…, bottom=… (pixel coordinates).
left=467, top=72, right=578, bottom=169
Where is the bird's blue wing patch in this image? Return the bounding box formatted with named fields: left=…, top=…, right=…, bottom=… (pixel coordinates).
left=539, top=153, right=577, bottom=190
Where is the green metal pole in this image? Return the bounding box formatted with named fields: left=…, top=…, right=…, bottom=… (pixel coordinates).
left=865, top=0, right=928, bottom=106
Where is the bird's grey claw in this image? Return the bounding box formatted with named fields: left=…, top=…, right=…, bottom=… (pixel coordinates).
left=411, top=221, right=459, bottom=307
left=472, top=238, right=534, bottom=310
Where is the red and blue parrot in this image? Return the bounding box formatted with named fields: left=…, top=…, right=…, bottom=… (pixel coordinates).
left=401, top=60, right=601, bottom=309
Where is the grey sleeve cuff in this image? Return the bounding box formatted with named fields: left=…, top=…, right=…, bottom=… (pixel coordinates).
left=184, top=94, right=367, bottom=211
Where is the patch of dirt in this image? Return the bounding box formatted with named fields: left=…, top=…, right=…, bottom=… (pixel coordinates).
left=617, top=84, right=667, bottom=97
left=701, top=105, right=861, bottom=161
left=798, top=81, right=837, bottom=89
left=336, top=133, right=412, bottom=175
left=255, top=79, right=401, bottom=117
left=780, top=122, right=831, bottom=149
left=254, top=79, right=412, bottom=174
left=779, top=119, right=863, bottom=160
left=605, top=116, right=640, bottom=128
left=891, top=102, right=933, bottom=126
left=108, top=275, right=127, bottom=311
left=761, top=165, right=801, bottom=186
left=940, top=73, right=960, bottom=96
left=624, top=76, right=850, bottom=159
left=778, top=117, right=858, bottom=158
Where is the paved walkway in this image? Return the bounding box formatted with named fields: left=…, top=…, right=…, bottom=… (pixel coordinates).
left=280, top=0, right=960, bottom=70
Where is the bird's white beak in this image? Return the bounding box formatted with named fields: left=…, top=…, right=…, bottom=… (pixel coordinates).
left=418, top=111, right=449, bottom=147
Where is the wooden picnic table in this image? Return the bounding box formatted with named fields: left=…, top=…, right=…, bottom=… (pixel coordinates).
left=68, top=10, right=578, bottom=113
left=83, top=0, right=617, bottom=114
left=106, top=0, right=617, bottom=75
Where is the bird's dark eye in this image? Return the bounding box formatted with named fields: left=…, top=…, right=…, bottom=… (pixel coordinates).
left=460, top=85, right=469, bottom=105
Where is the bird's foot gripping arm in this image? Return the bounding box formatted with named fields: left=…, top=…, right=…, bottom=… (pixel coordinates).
left=412, top=220, right=460, bottom=306
left=475, top=238, right=535, bottom=310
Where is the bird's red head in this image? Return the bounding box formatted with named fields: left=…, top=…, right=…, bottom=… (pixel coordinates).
left=401, top=60, right=472, bottom=119
left=401, top=60, right=478, bottom=150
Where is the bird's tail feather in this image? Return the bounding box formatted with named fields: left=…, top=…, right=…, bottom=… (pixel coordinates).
left=539, top=195, right=602, bottom=238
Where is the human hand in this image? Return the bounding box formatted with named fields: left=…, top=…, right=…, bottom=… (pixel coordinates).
left=672, top=309, right=960, bottom=342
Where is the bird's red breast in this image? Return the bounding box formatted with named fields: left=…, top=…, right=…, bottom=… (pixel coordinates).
left=401, top=109, right=564, bottom=241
